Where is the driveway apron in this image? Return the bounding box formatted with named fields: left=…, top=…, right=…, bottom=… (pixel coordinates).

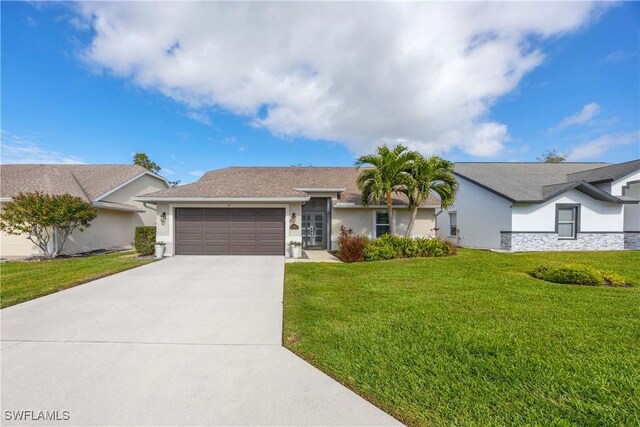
left=1, top=256, right=399, bottom=426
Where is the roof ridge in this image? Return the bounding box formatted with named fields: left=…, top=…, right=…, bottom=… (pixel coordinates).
left=69, top=170, right=91, bottom=201
left=454, top=161, right=610, bottom=164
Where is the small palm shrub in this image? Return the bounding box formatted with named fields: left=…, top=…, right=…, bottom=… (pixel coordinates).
left=530, top=264, right=628, bottom=287
left=364, top=234, right=456, bottom=261
left=338, top=226, right=368, bottom=263
left=134, top=226, right=156, bottom=255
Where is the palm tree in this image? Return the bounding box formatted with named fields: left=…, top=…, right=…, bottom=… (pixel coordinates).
left=402, top=155, right=458, bottom=236
left=355, top=144, right=418, bottom=235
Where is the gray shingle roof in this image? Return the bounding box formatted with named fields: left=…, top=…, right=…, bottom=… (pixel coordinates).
left=140, top=160, right=639, bottom=204
left=0, top=164, right=150, bottom=201
left=143, top=167, right=441, bottom=205
left=454, top=161, right=639, bottom=202
left=566, top=159, right=640, bottom=183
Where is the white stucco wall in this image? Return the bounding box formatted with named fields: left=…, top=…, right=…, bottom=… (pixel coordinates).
left=611, top=171, right=640, bottom=196
left=103, top=174, right=168, bottom=226
left=511, top=189, right=623, bottom=232
left=331, top=207, right=435, bottom=250
left=0, top=218, right=41, bottom=258
left=62, top=209, right=138, bottom=254
left=436, top=177, right=512, bottom=249
left=611, top=171, right=640, bottom=232
left=155, top=201, right=302, bottom=256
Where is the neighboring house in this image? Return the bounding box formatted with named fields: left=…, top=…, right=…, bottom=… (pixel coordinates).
left=135, top=167, right=440, bottom=256
left=0, top=164, right=169, bottom=258
left=436, top=160, right=640, bottom=251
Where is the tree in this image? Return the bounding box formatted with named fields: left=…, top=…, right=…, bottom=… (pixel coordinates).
left=537, top=149, right=567, bottom=163
left=355, top=144, right=418, bottom=235
left=401, top=155, right=458, bottom=236
left=133, top=152, right=161, bottom=174
left=0, top=192, right=97, bottom=258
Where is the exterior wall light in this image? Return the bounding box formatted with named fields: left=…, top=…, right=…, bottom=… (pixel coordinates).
left=160, top=212, right=167, bottom=225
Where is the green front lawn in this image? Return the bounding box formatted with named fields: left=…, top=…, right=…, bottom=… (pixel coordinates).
left=284, top=249, right=640, bottom=426
left=1, top=251, right=155, bottom=308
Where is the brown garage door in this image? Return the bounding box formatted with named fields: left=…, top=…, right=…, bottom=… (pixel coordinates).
left=175, top=208, right=285, bottom=255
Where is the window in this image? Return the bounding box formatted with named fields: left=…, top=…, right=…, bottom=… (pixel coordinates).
left=556, top=205, right=579, bottom=239
left=449, top=212, right=457, bottom=236
left=375, top=211, right=390, bottom=237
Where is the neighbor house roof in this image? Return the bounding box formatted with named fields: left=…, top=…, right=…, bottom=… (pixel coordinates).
left=139, top=167, right=441, bottom=206
left=566, top=159, right=640, bottom=184
left=454, top=160, right=639, bottom=203
left=0, top=164, right=167, bottom=211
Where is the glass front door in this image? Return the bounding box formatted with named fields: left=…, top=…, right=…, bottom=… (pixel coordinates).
left=302, top=213, right=325, bottom=249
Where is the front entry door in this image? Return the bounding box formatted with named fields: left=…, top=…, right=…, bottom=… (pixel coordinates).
left=302, top=213, right=325, bottom=249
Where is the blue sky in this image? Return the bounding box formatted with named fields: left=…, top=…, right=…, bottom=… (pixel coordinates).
left=1, top=2, right=638, bottom=184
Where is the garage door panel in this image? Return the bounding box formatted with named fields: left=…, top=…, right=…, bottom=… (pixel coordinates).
left=175, top=208, right=284, bottom=255
left=179, top=209, right=205, bottom=217
left=203, top=222, right=230, bottom=229
left=176, top=221, right=203, bottom=229
left=203, top=233, right=231, bottom=243
left=175, top=244, right=206, bottom=255
left=203, top=244, right=231, bottom=254
left=231, top=233, right=259, bottom=241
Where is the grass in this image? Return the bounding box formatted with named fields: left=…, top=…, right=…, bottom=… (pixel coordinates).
left=284, top=249, right=640, bottom=426
left=1, top=251, right=155, bottom=308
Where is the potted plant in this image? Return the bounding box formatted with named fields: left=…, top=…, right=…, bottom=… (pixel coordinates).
left=289, top=241, right=302, bottom=259
left=154, top=241, right=166, bottom=258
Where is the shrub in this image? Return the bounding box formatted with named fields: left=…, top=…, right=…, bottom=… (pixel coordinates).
left=364, top=234, right=456, bottom=261
left=338, top=226, right=368, bottom=263
left=134, top=226, right=156, bottom=255
left=530, top=264, right=629, bottom=287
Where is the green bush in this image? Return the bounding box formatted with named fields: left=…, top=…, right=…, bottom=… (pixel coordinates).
left=364, top=234, right=456, bottom=261
left=134, top=226, right=156, bottom=255
left=530, top=264, right=628, bottom=287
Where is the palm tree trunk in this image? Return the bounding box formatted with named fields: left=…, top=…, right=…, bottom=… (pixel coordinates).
left=386, top=192, right=395, bottom=235
left=405, top=194, right=422, bottom=237
left=405, top=206, right=418, bottom=237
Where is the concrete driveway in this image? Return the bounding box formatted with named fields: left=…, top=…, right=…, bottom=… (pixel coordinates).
left=1, top=256, right=399, bottom=426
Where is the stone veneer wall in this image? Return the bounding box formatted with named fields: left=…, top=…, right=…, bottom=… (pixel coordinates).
left=624, top=232, right=640, bottom=250
left=500, top=232, right=625, bottom=251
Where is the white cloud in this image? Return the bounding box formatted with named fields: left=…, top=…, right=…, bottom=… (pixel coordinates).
left=162, top=167, right=175, bottom=175
left=185, top=111, right=212, bottom=126
left=0, top=130, right=84, bottom=164
left=75, top=2, right=605, bottom=157
left=553, top=102, right=601, bottom=130
left=567, top=131, right=639, bottom=160
left=606, top=49, right=637, bottom=63
left=189, top=170, right=204, bottom=177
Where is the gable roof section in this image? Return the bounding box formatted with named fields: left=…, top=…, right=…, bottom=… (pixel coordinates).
left=566, top=159, right=640, bottom=184
left=0, top=164, right=168, bottom=203
left=141, top=167, right=441, bottom=205
left=541, top=181, right=623, bottom=203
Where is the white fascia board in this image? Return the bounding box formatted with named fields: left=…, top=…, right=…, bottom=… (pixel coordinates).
left=132, top=196, right=311, bottom=203
left=295, top=187, right=346, bottom=192
left=0, top=197, right=12, bottom=202
left=94, top=171, right=171, bottom=202
left=92, top=201, right=144, bottom=213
